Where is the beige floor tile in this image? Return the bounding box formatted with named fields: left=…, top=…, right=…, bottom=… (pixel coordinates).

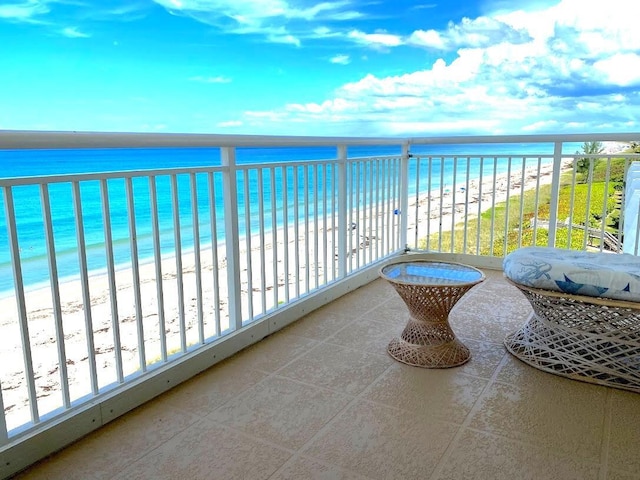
left=434, top=428, right=600, bottom=480
left=357, top=300, right=409, bottom=337
left=470, top=359, right=609, bottom=459
left=355, top=295, right=411, bottom=328
left=354, top=277, right=397, bottom=298
left=450, top=302, right=530, bottom=344
left=303, top=399, right=460, bottom=480
left=322, top=282, right=391, bottom=316
left=277, top=343, right=392, bottom=395
left=606, top=469, right=640, bottom=480
left=327, top=317, right=398, bottom=356
left=270, top=455, right=374, bottom=480
left=113, top=420, right=291, bottom=480
left=160, top=359, right=269, bottom=417
left=607, top=389, right=640, bottom=474
left=207, top=375, right=351, bottom=450
left=12, top=460, right=100, bottom=480
left=282, top=308, right=354, bottom=341
left=455, top=339, right=507, bottom=379
left=494, top=352, right=542, bottom=385
left=15, top=399, right=200, bottom=480
left=607, top=470, right=640, bottom=480
left=362, top=363, right=488, bottom=423
left=226, top=330, right=319, bottom=373
left=457, top=284, right=532, bottom=320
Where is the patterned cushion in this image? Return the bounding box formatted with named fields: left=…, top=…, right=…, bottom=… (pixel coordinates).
left=503, top=247, right=640, bottom=302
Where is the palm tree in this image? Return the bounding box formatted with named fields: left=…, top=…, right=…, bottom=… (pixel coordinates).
left=575, top=141, right=604, bottom=180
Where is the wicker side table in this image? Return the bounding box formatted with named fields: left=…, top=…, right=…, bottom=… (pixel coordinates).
left=380, top=260, right=485, bottom=368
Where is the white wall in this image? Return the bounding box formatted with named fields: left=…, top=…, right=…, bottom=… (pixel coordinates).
left=624, top=162, right=640, bottom=255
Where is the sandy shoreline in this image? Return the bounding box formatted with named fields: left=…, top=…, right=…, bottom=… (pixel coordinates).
left=1, top=142, right=630, bottom=430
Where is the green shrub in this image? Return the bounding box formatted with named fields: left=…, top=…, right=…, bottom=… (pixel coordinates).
left=592, top=157, right=626, bottom=184
left=422, top=175, right=619, bottom=254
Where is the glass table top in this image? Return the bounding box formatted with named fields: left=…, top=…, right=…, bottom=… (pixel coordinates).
left=381, top=261, right=484, bottom=286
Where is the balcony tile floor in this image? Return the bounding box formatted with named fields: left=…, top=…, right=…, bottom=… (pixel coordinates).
left=15, top=269, right=640, bottom=480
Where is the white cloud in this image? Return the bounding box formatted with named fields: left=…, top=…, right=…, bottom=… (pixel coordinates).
left=409, top=15, right=530, bottom=51
left=154, top=0, right=357, bottom=21
left=6, top=0, right=639, bottom=136
left=267, top=32, right=300, bottom=46
left=217, top=120, right=243, bottom=127
left=313, top=26, right=331, bottom=36
left=151, top=0, right=360, bottom=45
left=594, top=54, right=640, bottom=87
left=382, top=118, right=501, bottom=135
left=0, top=1, right=151, bottom=29
left=521, top=120, right=560, bottom=132
left=61, top=26, right=90, bottom=38
left=0, top=0, right=51, bottom=21
left=347, top=29, right=403, bottom=48
left=330, top=54, right=350, bottom=64
left=408, top=29, right=445, bottom=49
left=411, top=3, right=437, bottom=11
left=140, top=123, right=168, bottom=131
left=236, top=0, right=640, bottom=136
left=331, top=10, right=363, bottom=20
left=286, top=97, right=357, bottom=113
left=190, top=75, right=233, bottom=83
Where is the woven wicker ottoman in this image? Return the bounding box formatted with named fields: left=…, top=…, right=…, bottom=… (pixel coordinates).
left=503, top=247, right=640, bottom=393
left=380, top=260, right=485, bottom=368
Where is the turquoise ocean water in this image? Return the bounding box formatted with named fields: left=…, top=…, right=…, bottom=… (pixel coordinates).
left=0, top=143, right=572, bottom=296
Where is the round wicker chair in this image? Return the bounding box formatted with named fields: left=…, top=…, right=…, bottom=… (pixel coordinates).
left=504, top=279, right=640, bottom=393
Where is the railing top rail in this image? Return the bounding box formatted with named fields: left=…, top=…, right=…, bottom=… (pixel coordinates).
left=0, top=130, right=407, bottom=150
left=408, top=133, right=640, bottom=145
left=2, top=130, right=639, bottom=151
left=562, top=152, right=640, bottom=157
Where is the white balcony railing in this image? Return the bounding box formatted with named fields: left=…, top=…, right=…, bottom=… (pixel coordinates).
left=1, top=130, right=639, bottom=478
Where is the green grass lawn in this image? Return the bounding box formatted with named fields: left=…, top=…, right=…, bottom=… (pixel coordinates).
left=421, top=170, right=620, bottom=256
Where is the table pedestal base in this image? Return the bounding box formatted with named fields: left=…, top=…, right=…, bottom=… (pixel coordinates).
left=387, top=317, right=471, bottom=368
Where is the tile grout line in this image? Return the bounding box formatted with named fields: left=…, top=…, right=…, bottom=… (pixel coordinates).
left=201, top=344, right=342, bottom=416
left=103, top=405, right=214, bottom=480
left=113, top=415, right=302, bottom=480
left=104, top=430, right=217, bottom=479
left=428, top=351, right=511, bottom=480
left=129, top=274, right=507, bottom=479
left=190, top=370, right=361, bottom=479
left=202, top=309, right=398, bottom=477
left=134, top=273, right=504, bottom=479
left=282, top=292, right=393, bottom=345
left=597, top=388, right=614, bottom=480
left=266, top=362, right=398, bottom=479
left=300, top=272, right=529, bottom=480
left=266, top=453, right=376, bottom=480
left=190, top=290, right=400, bottom=478
left=26, top=362, right=280, bottom=479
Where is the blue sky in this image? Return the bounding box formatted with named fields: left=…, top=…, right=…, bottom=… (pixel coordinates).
left=0, top=0, right=639, bottom=136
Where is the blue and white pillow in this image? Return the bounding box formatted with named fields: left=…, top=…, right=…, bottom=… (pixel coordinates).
left=503, top=246, right=640, bottom=302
